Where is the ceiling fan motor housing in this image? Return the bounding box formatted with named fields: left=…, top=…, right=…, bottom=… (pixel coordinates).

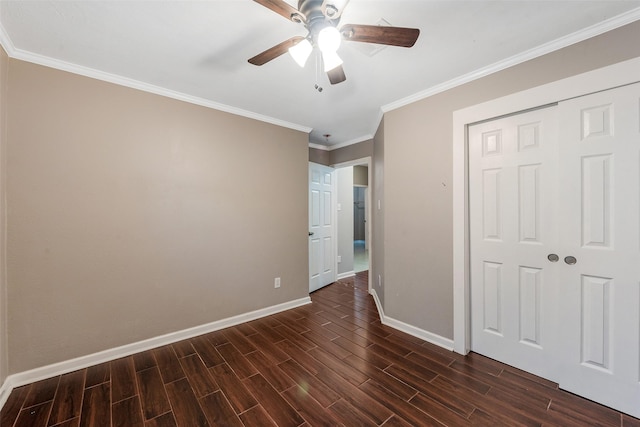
left=298, top=0, right=341, bottom=42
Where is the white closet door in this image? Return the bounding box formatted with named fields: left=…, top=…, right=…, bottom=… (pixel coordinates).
left=469, top=107, right=561, bottom=381
left=470, top=83, right=640, bottom=418
left=556, top=83, right=640, bottom=417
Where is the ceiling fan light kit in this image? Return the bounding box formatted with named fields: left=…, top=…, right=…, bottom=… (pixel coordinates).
left=288, top=38, right=313, bottom=67
left=317, top=26, right=342, bottom=52
left=321, top=50, right=343, bottom=72
left=249, top=0, right=420, bottom=85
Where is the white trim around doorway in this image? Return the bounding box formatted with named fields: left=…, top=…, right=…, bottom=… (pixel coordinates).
left=333, top=157, right=373, bottom=294
left=452, top=56, right=640, bottom=355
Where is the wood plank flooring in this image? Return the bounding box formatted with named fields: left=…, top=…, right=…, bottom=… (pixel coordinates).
left=2, top=271, right=639, bottom=426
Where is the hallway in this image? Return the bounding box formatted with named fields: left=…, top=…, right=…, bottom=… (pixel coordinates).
left=354, top=240, right=368, bottom=273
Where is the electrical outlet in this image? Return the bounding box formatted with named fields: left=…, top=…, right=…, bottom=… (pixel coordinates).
left=274, top=277, right=281, bottom=288
left=337, top=255, right=342, bottom=263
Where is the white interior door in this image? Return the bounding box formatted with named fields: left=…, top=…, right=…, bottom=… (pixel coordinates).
left=469, top=83, right=640, bottom=418
left=469, top=107, right=561, bottom=381
left=309, top=163, right=336, bottom=292
left=556, top=83, right=640, bottom=416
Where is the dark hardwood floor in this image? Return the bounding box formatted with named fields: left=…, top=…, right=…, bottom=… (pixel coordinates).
left=2, top=270, right=638, bottom=426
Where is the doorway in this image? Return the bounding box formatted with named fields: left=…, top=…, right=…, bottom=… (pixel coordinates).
left=326, top=157, right=373, bottom=291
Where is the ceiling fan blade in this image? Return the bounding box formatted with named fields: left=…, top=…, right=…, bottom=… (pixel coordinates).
left=252, top=0, right=300, bottom=21
left=248, top=36, right=305, bottom=66
left=327, top=65, right=346, bottom=85
left=340, top=24, right=420, bottom=47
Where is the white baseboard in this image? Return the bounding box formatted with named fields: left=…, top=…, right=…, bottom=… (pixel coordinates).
left=0, top=295, right=311, bottom=411
left=370, top=287, right=384, bottom=320
left=382, top=316, right=455, bottom=351
left=337, top=271, right=356, bottom=280
left=0, top=379, right=12, bottom=412
left=370, top=288, right=454, bottom=351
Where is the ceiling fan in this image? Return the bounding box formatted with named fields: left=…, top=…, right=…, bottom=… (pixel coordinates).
left=248, top=0, right=420, bottom=85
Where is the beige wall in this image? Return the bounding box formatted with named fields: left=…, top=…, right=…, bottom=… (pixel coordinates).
left=0, top=46, right=8, bottom=384
left=5, top=20, right=638, bottom=378
left=382, top=21, right=640, bottom=339
left=336, top=167, right=354, bottom=275
left=308, top=147, right=330, bottom=166
left=372, top=119, right=385, bottom=304
left=353, top=165, right=368, bottom=186
left=6, top=59, right=309, bottom=373
left=330, top=140, right=373, bottom=166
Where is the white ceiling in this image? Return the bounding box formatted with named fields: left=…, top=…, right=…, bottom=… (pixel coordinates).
left=1, top=1, right=640, bottom=147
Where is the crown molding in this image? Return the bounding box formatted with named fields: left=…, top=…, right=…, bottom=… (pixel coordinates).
left=308, top=134, right=373, bottom=151
left=0, top=20, right=14, bottom=56
left=0, top=24, right=311, bottom=135
left=3, top=7, right=640, bottom=145
left=327, top=135, right=374, bottom=150
left=319, top=8, right=640, bottom=149
left=308, top=143, right=330, bottom=151
left=382, top=7, right=640, bottom=113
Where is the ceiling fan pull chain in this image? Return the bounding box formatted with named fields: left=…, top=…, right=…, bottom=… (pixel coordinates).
left=314, top=49, right=323, bottom=92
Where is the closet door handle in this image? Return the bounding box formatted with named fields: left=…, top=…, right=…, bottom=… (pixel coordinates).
left=547, top=254, right=559, bottom=262
left=564, top=256, right=577, bottom=265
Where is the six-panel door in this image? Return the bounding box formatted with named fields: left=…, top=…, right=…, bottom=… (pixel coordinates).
left=309, top=163, right=335, bottom=293
left=469, top=82, right=640, bottom=417
left=470, top=106, right=562, bottom=382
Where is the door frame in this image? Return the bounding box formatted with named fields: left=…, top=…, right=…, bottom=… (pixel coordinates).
left=363, top=187, right=369, bottom=251
left=452, top=56, right=640, bottom=355
left=333, top=157, right=373, bottom=293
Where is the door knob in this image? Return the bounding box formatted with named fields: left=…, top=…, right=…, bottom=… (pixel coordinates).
left=547, top=254, right=559, bottom=262
left=564, top=256, right=577, bottom=265
left=309, top=232, right=314, bottom=236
